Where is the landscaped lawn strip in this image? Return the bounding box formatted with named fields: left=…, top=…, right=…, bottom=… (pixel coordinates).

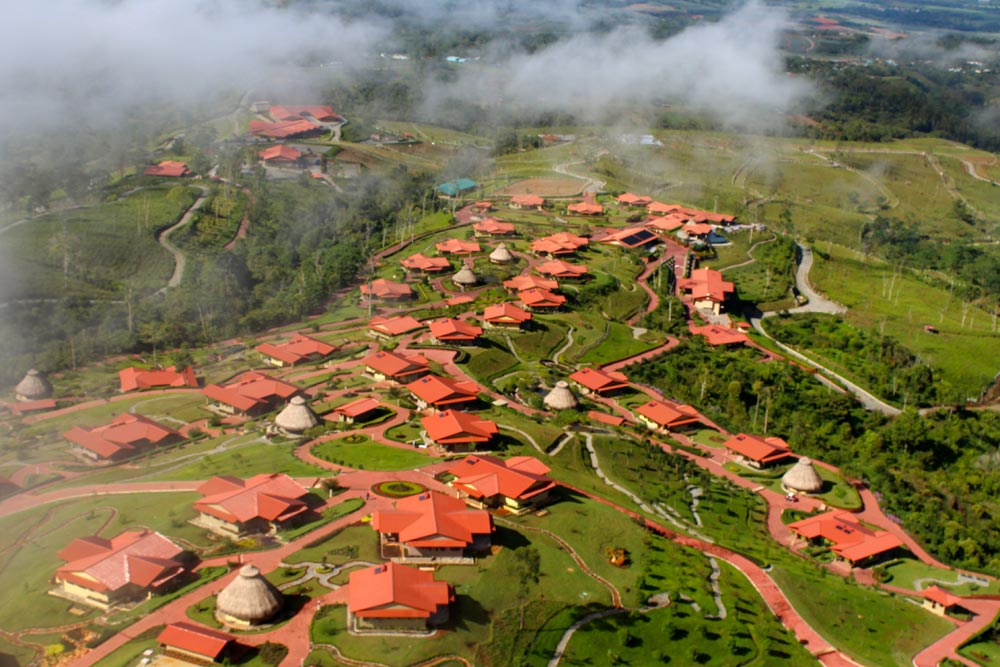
left=310, top=439, right=433, bottom=470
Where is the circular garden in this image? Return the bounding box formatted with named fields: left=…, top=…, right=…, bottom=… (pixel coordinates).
left=371, top=480, right=427, bottom=498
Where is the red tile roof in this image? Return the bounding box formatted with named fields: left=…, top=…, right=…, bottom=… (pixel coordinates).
left=645, top=215, right=687, bottom=232
left=635, top=400, right=701, bottom=429
left=473, top=201, right=493, bottom=211
left=616, top=193, right=653, bottom=206
left=248, top=119, right=320, bottom=139
left=923, top=586, right=964, bottom=609
left=503, top=275, right=558, bottom=292
left=723, top=433, right=792, bottom=465
left=536, top=260, right=588, bottom=279
left=689, top=324, right=749, bottom=346
left=597, top=226, right=659, bottom=248
left=444, top=295, right=475, bottom=307
left=400, top=253, right=451, bottom=273
left=677, top=268, right=734, bottom=303
left=368, top=315, right=424, bottom=337
left=435, top=238, right=481, bottom=255
left=647, top=201, right=682, bottom=215
left=428, top=318, right=483, bottom=342
left=269, top=105, right=341, bottom=122
left=483, top=302, right=532, bottom=325
left=256, top=334, right=335, bottom=366
left=144, top=161, right=190, bottom=177
left=407, top=375, right=479, bottom=407
left=360, top=279, right=413, bottom=300
left=195, top=474, right=309, bottom=525
left=259, top=145, right=302, bottom=162
left=158, top=623, right=234, bottom=660
left=518, top=288, right=566, bottom=309
left=56, top=530, right=185, bottom=594
left=363, top=350, right=430, bottom=380
left=569, top=368, right=629, bottom=393
left=119, top=366, right=197, bottom=392
left=64, top=414, right=181, bottom=460
left=202, top=371, right=299, bottom=414
left=567, top=201, right=604, bottom=215
left=372, top=491, right=492, bottom=549
left=333, top=396, right=382, bottom=419
left=349, top=563, right=452, bottom=619
left=447, top=455, right=555, bottom=502
left=683, top=221, right=714, bottom=237
left=788, top=511, right=903, bottom=563
left=421, top=410, right=497, bottom=445
left=588, top=410, right=625, bottom=427
left=473, top=219, right=515, bottom=236
left=510, top=194, right=545, bottom=207
left=530, top=232, right=588, bottom=256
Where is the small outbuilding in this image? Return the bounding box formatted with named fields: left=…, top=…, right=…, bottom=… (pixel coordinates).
left=274, top=396, right=318, bottom=434
left=452, top=266, right=479, bottom=290
left=543, top=381, right=578, bottom=411
left=15, top=369, right=52, bottom=401
left=489, top=243, right=515, bottom=265
left=215, top=564, right=284, bottom=629
left=782, top=457, right=824, bottom=494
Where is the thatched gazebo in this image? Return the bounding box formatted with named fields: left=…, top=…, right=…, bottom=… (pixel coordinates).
left=452, top=267, right=478, bottom=290
left=15, top=369, right=52, bottom=402
left=215, top=564, right=284, bottom=629
left=543, top=381, right=578, bottom=411
left=274, top=396, right=317, bottom=434
left=489, top=243, right=514, bottom=265
left=782, top=457, right=824, bottom=495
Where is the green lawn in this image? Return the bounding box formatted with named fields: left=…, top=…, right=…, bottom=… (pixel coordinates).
left=309, top=440, right=433, bottom=471
left=880, top=558, right=1000, bottom=596
left=143, top=441, right=329, bottom=481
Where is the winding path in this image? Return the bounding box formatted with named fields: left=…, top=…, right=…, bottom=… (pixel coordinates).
left=155, top=186, right=209, bottom=293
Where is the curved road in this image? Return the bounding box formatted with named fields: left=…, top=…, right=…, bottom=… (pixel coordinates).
left=156, top=186, right=209, bottom=293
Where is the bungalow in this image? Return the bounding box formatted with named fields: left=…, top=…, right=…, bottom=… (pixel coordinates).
left=509, top=194, right=545, bottom=210
left=194, top=474, right=310, bottom=538
left=446, top=454, right=556, bottom=514
left=567, top=201, right=604, bottom=216
left=616, top=193, right=653, bottom=207
left=269, top=105, right=342, bottom=122
left=421, top=410, right=498, bottom=451
left=348, top=563, right=453, bottom=632
left=368, top=315, right=424, bottom=339
left=536, top=259, right=588, bottom=281
left=503, top=274, right=558, bottom=292
left=259, top=145, right=302, bottom=165
left=530, top=232, right=588, bottom=257
left=158, top=623, right=236, bottom=664
left=723, top=433, right=793, bottom=468
left=635, top=400, right=701, bottom=433
left=400, top=253, right=451, bottom=273
left=689, top=323, right=749, bottom=346
left=248, top=120, right=322, bottom=140
left=256, top=334, right=335, bottom=367
left=681, top=221, right=714, bottom=241
left=53, top=530, right=186, bottom=610
left=645, top=215, right=688, bottom=234
left=407, top=375, right=479, bottom=409
left=483, top=302, right=532, bottom=330
left=569, top=367, right=629, bottom=396
left=922, top=587, right=967, bottom=617
left=438, top=179, right=477, bottom=198
left=519, top=288, right=566, bottom=311
left=588, top=410, right=625, bottom=427
left=371, top=491, right=493, bottom=561
left=435, top=238, right=481, bottom=255
left=472, top=201, right=493, bottom=213
left=64, top=414, right=182, bottom=462
left=363, top=350, right=430, bottom=383
left=677, top=268, right=734, bottom=316
left=360, top=279, right=414, bottom=301
left=472, top=219, right=516, bottom=237
left=788, top=511, right=905, bottom=566
left=331, top=396, right=382, bottom=424
left=144, top=161, right=191, bottom=178
left=598, top=227, right=659, bottom=249
left=427, top=318, right=483, bottom=344
left=119, top=365, right=198, bottom=392
left=647, top=201, right=682, bottom=216
left=202, top=372, right=299, bottom=418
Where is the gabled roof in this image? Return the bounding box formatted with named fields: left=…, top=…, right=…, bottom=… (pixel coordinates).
left=473, top=201, right=493, bottom=210
left=473, top=219, right=516, bottom=235
left=689, top=324, right=749, bottom=346
left=57, top=530, right=184, bottom=593
left=617, top=193, right=653, bottom=206
left=248, top=119, right=319, bottom=139
left=259, top=145, right=302, bottom=162
left=360, top=279, right=413, bottom=300
left=407, top=375, right=479, bottom=407
left=144, top=161, right=190, bottom=177
left=195, top=473, right=309, bottom=525
left=635, top=400, right=701, bottom=429
left=202, top=372, right=299, bottom=413
left=435, top=238, right=481, bottom=255
left=64, top=414, right=181, bottom=459
left=334, top=396, right=382, bottom=419
left=349, top=563, right=453, bottom=619
left=723, top=433, right=792, bottom=464
left=647, top=201, right=683, bottom=215
left=510, top=194, right=545, bottom=207
left=588, top=410, right=625, bottom=427
left=503, top=275, right=559, bottom=291
left=119, top=365, right=198, bottom=392
left=421, top=410, right=498, bottom=445
left=158, top=623, right=234, bottom=660
left=567, top=201, right=604, bottom=215
left=569, top=367, right=629, bottom=393
left=788, top=511, right=904, bottom=563
left=923, top=586, right=964, bottom=609
left=256, top=334, right=335, bottom=365
left=372, top=491, right=492, bottom=548
left=428, top=318, right=483, bottom=342
left=483, top=302, right=532, bottom=325
left=447, top=455, right=555, bottom=501
left=400, top=253, right=451, bottom=272
left=444, top=295, right=475, bottom=307
left=645, top=214, right=688, bottom=232
left=269, top=105, right=341, bottom=122
left=677, top=268, right=734, bottom=303
left=530, top=232, right=588, bottom=256
left=519, top=288, right=566, bottom=309
left=363, top=350, right=430, bottom=379
left=598, top=227, right=659, bottom=248
left=536, top=260, right=588, bottom=279
left=368, top=315, right=424, bottom=337
left=683, top=221, right=714, bottom=237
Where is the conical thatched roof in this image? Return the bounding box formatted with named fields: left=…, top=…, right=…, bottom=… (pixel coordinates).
left=15, top=369, right=52, bottom=401
left=544, top=381, right=578, bottom=410
left=216, top=564, right=283, bottom=625
left=274, top=395, right=317, bottom=433
left=489, top=243, right=514, bottom=264
left=782, top=457, right=823, bottom=493
left=452, top=266, right=478, bottom=286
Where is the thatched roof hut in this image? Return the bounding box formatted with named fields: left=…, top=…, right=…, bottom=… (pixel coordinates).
left=452, top=267, right=478, bottom=288
left=274, top=396, right=317, bottom=433
left=15, top=369, right=52, bottom=401
left=489, top=243, right=514, bottom=265
left=215, top=564, right=283, bottom=628
left=782, top=457, right=824, bottom=494
left=543, top=381, right=578, bottom=410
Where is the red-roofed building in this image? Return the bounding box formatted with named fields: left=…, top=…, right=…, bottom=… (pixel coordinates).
left=421, top=410, right=497, bottom=451
left=473, top=219, right=516, bottom=237
left=368, top=315, right=424, bottom=339
left=158, top=623, right=236, bottom=664
left=144, top=161, right=191, bottom=178
left=677, top=268, right=734, bottom=315
left=682, top=221, right=714, bottom=239
left=259, top=145, right=302, bottom=164
left=445, top=455, right=556, bottom=513
left=248, top=120, right=322, bottom=140
left=444, top=295, right=475, bottom=307
left=645, top=215, right=688, bottom=233
left=269, top=105, right=342, bottom=122
left=788, top=511, right=905, bottom=566
left=119, top=366, right=198, bottom=392
left=922, top=586, right=966, bottom=616
left=65, top=414, right=182, bottom=462
left=567, top=201, right=604, bottom=216
left=588, top=411, right=625, bottom=427
left=202, top=371, right=299, bottom=418
left=569, top=368, right=629, bottom=395
left=400, top=253, right=451, bottom=274
left=407, top=375, right=479, bottom=409
left=690, top=324, right=749, bottom=347
left=503, top=275, right=558, bottom=292
left=473, top=201, right=493, bottom=213
left=509, top=194, right=545, bottom=210
left=519, top=288, right=566, bottom=311
left=723, top=433, right=793, bottom=468
left=428, top=318, right=483, bottom=344
left=435, top=238, right=481, bottom=255
left=598, top=226, right=659, bottom=249
left=363, top=351, right=430, bottom=383
left=194, top=474, right=311, bottom=538
left=4, top=398, right=57, bottom=414
left=537, top=259, right=588, bottom=280
left=647, top=201, right=682, bottom=215
left=617, top=193, right=653, bottom=207
left=360, top=279, right=414, bottom=301
left=331, top=397, right=382, bottom=424
left=256, top=334, right=335, bottom=367
left=483, top=302, right=532, bottom=330
left=530, top=232, right=588, bottom=257
left=53, top=530, right=187, bottom=610
left=635, top=400, right=701, bottom=433
left=371, top=491, right=493, bottom=561
left=348, top=563, right=453, bottom=632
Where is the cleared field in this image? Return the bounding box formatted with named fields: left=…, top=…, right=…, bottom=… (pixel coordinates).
left=495, top=177, right=584, bottom=196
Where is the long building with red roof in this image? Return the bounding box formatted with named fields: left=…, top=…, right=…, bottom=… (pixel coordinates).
left=421, top=410, right=497, bottom=451
left=445, top=455, right=556, bottom=514
left=427, top=318, right=483, bottom=344
left=472, top=219, right=516, bottom=237
left=723, top=433, right=793, bottom=468
left=371, top=491, right=493, bottom=561
left=368, top=315, right=424, bottom=338
left=509, top=194, right=545, bottom=210
left=400, top=253, right=451, bottom=273
left=119, top=365, right=198, bottom=392
left=407, top=375, right=479, bottom=409
left=616, top=193, right=652, bottom=207
left=519, top=288, right=566, bottom=311
left=64, top=414, right=182, bottom=462
left=348, top=563, right=453, bottom=632
left=158, top=623, right=236, bottom=664
left=363, top=350, right=430, bottom=383
left=530, top=232, right=589, bottom=257
left=202, top=371, right=299, bottom=418
left=256, top=334, right=335, bottom=367
left=503, top=275, right=558, bottom=292
left=569, top=367, right=629, bottom=395
left=144, top=161, right=191, bottom=177
left=677, top=268, right=734, bottom=315
left=360, top=279, right=414, bottom=301
left=689, top=323, right=749, bottom=346
left=268, top=105, right=342, bottom=122
left=635, top=399, right=701, bottom=433
left=330, top=397, right=382, bottom=424
left=788, top=511, right=905, bottom=566
left=435, top=238, right=481, bottom=255
left=194, top=474, right=311, bottom=538
left=248, top=119, right=322, bottom=140
left=483, top=302, right=532, bottom=329
left=567, top=201, right=603, bottom=216
left=536, top=259, right=588, bottom=280
left=259, top=145, right=302, bottom=164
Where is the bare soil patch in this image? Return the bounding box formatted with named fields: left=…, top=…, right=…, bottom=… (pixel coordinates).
left=496, top=177, right=584, bottom=197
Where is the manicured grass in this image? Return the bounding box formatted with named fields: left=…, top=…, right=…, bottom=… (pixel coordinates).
left=465, top=342, right=522, bottom=383
left=285, top=524, right=380, bottom=566
left=310, top=439, right=433, bottom=471
left=92, top=633, right=161, bottom=667
left=880, top=558, right=1000, bottom=596
left=578, top=322, right=658, bottom=365
left=143, top=441, right=329, bottom=481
